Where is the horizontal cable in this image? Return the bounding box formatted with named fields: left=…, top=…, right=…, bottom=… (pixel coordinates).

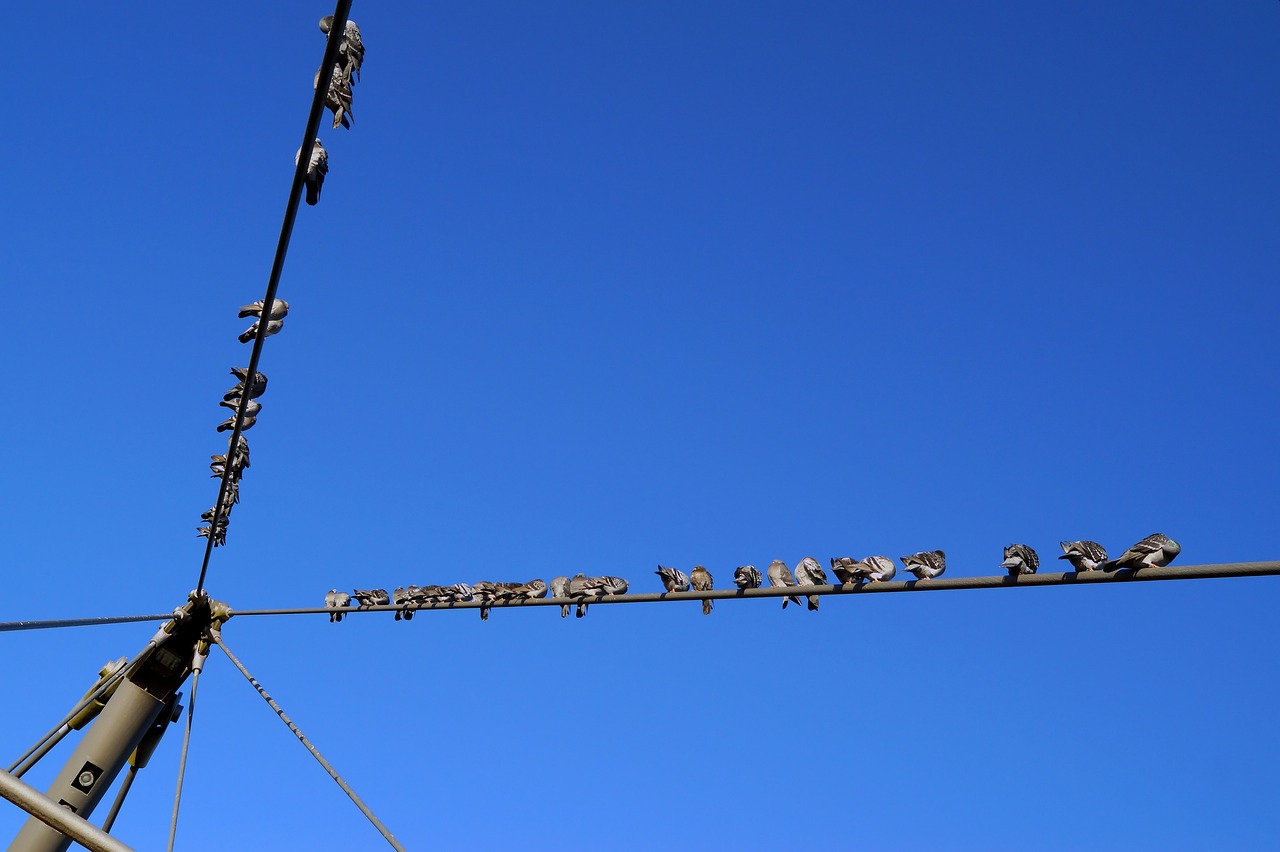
left=226, top=560, right=1280, bottom=617
left=0, top=614, right=172, bottom=634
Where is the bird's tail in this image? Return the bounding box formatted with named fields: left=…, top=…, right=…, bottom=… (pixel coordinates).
left=807, top=595, right=820, bottom=612
left=560, top=603, right=569, bottom=618
left=480, top=604, right=490, bottom=621
left=702, top=598, right=713, bottom=616
left=576, top=602, right=588, bottom=618
left=306, top=183, right=320, bottom=206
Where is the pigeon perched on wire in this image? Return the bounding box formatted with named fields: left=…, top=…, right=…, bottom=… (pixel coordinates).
left=210, top=435, right=251, bottom=478
left=1000, top=544, right=1040, bottom=576
left=297, top=138, right=328, bottom=207
left=1058, top=540, right=1107, bottom=572
left=218, top=397, right=262, bottom=418
left=440, top=583, right=474, bottom=602
left=766, top=560, right=802, bottom=609
left=470, top=582, right=500, bottom=620
left=858, top=555, right=896, bottom=583
left=216, top=413, right=256, bottom=433
left=391, top=586, right=419, bottom=620
left=238, top=299, right=290, bottom=321
left=351, top=588, right=389, bottom=608
left=498, top=579, right=549, bottom=602
left=656, top=566, right=691, bottom=594
left=315, top=62, right=353, bottom=130
left=733, top=565, right=762, bottom=589
left=324, top=589, right=351, bottom=622
left=319, top=16, right=364, bottom=83
left=901, top=550, right=946, bottom=580
left=224, top=367, right=268, bottom=401
left=549, top=575, right=571, bottom=617
left=196, top=517, right=228, bottom=547
left=1104, top=533, right=1181, bottom=572
left=690, top=565, right=714, bottom=615
left=567, top=573, right=591, bottom=618
left=793, top=557, right=827, bottom=611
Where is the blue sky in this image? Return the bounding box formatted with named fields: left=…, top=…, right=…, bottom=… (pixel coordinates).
left=3, top=2, right=1279, bottom=849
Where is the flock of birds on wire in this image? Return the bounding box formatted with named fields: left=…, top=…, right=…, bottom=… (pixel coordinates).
left=196, top=15, right=365, bottom=547
left=322, top=533, right=1183, bottom=622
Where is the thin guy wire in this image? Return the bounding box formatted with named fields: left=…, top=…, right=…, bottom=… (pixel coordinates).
left=100, top=765, right=138, bottom=833
left=195, top=0, right=354, bottom=594
left=165, top=667, right=201, bottom=852
left=222, top=560, right=1280, bottom=618
left=209, top=629, right=407, bottom=852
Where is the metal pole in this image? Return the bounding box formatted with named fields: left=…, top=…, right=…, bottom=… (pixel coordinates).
left=0, top=771, right=135, bottom=852
left=98, top=767, right=136, bottom=834
left=10, top=681, right=164, bottom=852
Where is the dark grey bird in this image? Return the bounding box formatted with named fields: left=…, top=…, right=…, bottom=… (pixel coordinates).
left=1000, top=544, right=1040, bottom=576
left=224, top=367, right=268, bottom=401
left=766, top=560, right=802, bottom=609
left=238, top=299, right=290, bottom=320
left=218, top=397, right=262, bottom=418
left=315, top=62, right=353, bottom=129
left=901, top=550, right=946, bottom=580
left=690, top=565, right=714, bottom=615
left=297, top=138, right=328, bottom=206
left=733, top=565, right=762, bottom=589
left=1057, top=540, right=1108, bottom=573
left=351, top=588, right=389, bottom=608
left=238, top=318, right=284, bottom=345
left=319, top=16, right=364, bottom=83
left=1104, top=533, right=1181, bottom=572
left=655, top=566, right=691, bottom=593
left=549, top=575, right=571, bottom=617
left=325, top=589, right=351, bottom=622
left=794, top=557, right=827, bottom=611
left=216, top=413, right=256, bottom=432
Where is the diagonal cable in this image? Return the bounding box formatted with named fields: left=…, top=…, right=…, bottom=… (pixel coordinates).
left=209, top=629, right=406, bottom=851
left=165, top=643, right=207, bottom=852
left=195, top=0, right=354, bottom=594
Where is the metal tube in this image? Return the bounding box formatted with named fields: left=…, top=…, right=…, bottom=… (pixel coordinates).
left=194, top=0, right=355, bottom=594
left=0, top=615, right=171, bottom=634
left=0, top=771, right=135, bottom=852
left=98, top=766, right=136, bottom=834
left=225, top=560, right=1280, bottom=617
left=10, top=681, right=164, bottom=852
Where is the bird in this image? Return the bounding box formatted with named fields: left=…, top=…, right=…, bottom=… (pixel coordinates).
left=655, top=566, right=691, bottom=593
left=324, top=589, right=351, bottom=622
left=829, top=557, right=860, bottom=585
left=733, top=565, right=762, bottom=589
left=901, top=550, right=946, bottom=580
left=1057, top=540, right=1108, bottom=573
left=766, top=560, right=802, bottom=609
left=237, top=299, right=290, bottom=320
left=216, top=413, right=255, bottom=432
left=238, top=319, right=284, bottom=345
left=351, top=588, right=389, bottom=608
left=440, top=583, right=474, bottom=602
left=391, top=586, right=417, bottom=620
left=567, top=573, right=592, bottom=618
left=794, top=557, right=828, bottom=611
left=196, top=517, right=227, bottom=547
left=218, top=398, right=262, bottom=418
left=690, top=565, right=714, bottom=615
left=315, top=62, right=353, bottom=129
left=857, top=555, right=896, bottom=583
left=224, top=367, right=268, bottom=401
left=470, top=581, right=499, bottom=620
left=1104, top=533, right=1181, bottom=572
left=594, top=576, right=629, bottom=595
left=297, top=138, right=328, bottom=206
left=498, top=579, right=549, bottom=602
left=319, top=16, right=364, bottom=83
left=549, top=575, right=571, bottom=617
left=1000, top=544, right=1040, bottom=576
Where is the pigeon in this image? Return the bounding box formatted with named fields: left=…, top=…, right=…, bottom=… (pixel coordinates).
left=239, top=317, right=284, bottom=342
left=766, top=560, right=802, bottom=609
left=1000, top=544, right=1040, bottom=576
left=216, top=413, right=256, bottom=432
left=901, top=550, right=946, bottom=580
left=319, top=16, right=364, bottom=83
left=549, top=575, right=571, bottom=617
left=733, top=565, right=762, bottom=589
left=196, top=517, right=228, bottom=547
left=351, top=588, right=389, bottom=608
left=315, top=62, right=353, bottom=129
left=324, top=589, right=351, bottom=622
left=593, top=576, right=629, bottom=596
left=218, top=397, right=262, bottom=418
left=857, top=555, right=896, bottom=583
left=391, top=586, right=417, bottom=620
left=224, top=367, right=268, bottom=401
left=238, top=300, right=290, bottom=320
left=690, top=565, right=714, bottom=615
left=440, top=583, right=474, bottom=602
left=497, top=579, right=549, bottom=602
left=297, top=139, right=328, bottom=207
left=470, top=582, right=500, bottom=620
left=656, top=566, right=691, bottom=594
left=567, top=573, right=592, bottom=618
left=1104, top=533, right=1181, bottom=572
left=1057, top=540, right=1108, bottom=573
left=794, top=557, right=828, bottom=611
left=830, top=557, right=861, bottom=585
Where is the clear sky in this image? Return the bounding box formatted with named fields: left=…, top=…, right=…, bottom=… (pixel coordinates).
left=3, top=2, right=1279, bottom=849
